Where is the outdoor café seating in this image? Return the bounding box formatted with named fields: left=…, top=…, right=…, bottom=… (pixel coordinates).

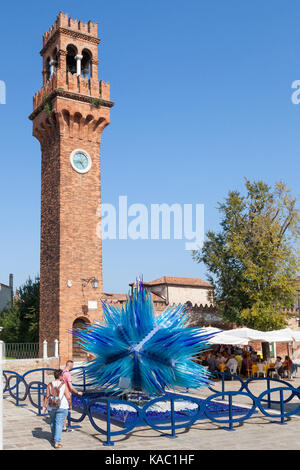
left=257, top=363, right=267, bottom=377
left=199, top=326, right=300, bottom=381
left=251, top=364, right=259, bottom=377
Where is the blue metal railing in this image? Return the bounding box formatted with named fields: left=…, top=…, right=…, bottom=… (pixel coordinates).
left=3, top=368, right=300, bottom=446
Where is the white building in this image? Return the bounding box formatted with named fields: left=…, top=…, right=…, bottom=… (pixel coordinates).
left=138, top=276, right=214, bottom=307
left=0, top=275, right=13, bottom=312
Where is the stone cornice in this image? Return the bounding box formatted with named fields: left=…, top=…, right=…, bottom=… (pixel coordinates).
left=29, top=89, right=114, bottom=121
left=40, top=27, right=101, bottom=56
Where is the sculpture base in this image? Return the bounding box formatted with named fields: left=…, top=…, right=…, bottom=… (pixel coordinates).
left=72, top=390, right=250, bottom=428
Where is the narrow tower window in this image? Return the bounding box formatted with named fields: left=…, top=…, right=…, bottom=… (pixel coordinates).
left=45, top=57, right=51, bottom=81
left=81, top=49, right=92, bottom=78
left=66, top=45, right=78, bottom=74
left=50, top=48, right=58, bottom=75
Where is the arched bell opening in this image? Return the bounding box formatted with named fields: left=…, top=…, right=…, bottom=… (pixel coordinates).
left=45, top=57, right=51, bottom=81
left=81, top=49, right=92, bottom=79
left=66, top=44, right=78, bottom=74
left=51, top=47, right=58, bottom=74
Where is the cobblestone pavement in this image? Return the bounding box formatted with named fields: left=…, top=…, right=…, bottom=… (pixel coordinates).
left=3, top=376, right=300, bottom=450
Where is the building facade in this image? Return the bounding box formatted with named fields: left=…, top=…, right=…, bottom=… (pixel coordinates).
left=103, top=276, right=225, bottom=328
left=138, top=276, right=214, bottom=306
left=0, top=274, right=13, bottom=312
left=30, top=12, right=113, bottom=362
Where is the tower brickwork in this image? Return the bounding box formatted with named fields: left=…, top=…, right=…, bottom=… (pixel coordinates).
left=29, top=12, right=113, bottom=362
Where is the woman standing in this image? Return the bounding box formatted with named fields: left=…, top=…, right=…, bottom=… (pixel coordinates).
left=42, top=369, right=72, bottom=449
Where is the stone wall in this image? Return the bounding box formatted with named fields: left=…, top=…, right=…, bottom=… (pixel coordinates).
left=167, top=285, right=212, bottom=306
left=2, top=357, right=60, bottom=375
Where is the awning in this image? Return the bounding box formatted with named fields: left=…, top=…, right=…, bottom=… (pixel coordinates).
left=221, top=327, right=267, bottom=342
left=200, top=327, right=300, bottom=345
left=196, top=327, right=249, bottom=345
left=262, top=328, right=300, bottom=343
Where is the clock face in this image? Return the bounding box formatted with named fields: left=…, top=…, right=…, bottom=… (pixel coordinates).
left=70, top=149, right=92, bottom=174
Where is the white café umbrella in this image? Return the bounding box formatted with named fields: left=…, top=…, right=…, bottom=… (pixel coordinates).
left=223, top=327, right=300, bottom=343
left=262, top=328, right=300, bottom=343
left=222, top=327, right=268, bottom=342
left=196, top=326, right=300, bottom=346
left=196, top=327, right=249, bottom=345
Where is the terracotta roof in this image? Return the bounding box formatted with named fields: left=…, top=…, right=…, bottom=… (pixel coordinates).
left=100, top=293, right=127, bottom=302
left=140, top=276, right=213, bottom=288
left=100, top=292, right=166, bottom=304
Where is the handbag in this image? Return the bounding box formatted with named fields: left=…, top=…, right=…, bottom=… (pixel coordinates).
left=48, top=381, right=64, bottom=408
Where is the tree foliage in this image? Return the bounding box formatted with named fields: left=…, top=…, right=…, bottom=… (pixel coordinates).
left=0, top=306, right=20, bottom=343
left=193, top=180, right=300, bottom=331
left=0, top=276, right=40, bottom=343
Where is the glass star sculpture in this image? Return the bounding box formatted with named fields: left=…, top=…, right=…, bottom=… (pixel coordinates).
left=72, top=283, right=217, bottom=396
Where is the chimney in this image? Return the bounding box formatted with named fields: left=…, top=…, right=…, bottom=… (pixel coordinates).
left=9, top=274, right=13, bottom=303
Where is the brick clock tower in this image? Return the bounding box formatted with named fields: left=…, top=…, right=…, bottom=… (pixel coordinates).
left=29, top=12, right=113, bottom=362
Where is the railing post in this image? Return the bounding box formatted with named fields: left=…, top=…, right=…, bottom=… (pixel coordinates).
left=37, top=383, right=42, bottom=416
left=161, top=398, right=178, bottom=439
left=66, top=408, right=81, bottom=431
left=67, top=410, right=71, bottom=428
left=103, top=400, right=114, bottom=446
left=54, top=339, right=59, bottom=358
left=83, top=368, right=86, bottom=393
left=16, top=376, right=19, bottom=406
left=0, top=341, right=3, bottom=450
left=170, top=398, right=177, bottom=438
left=43, top=340, right=48, bottom=360
left=279, top=390, right=287, bottom=425
left=267, top=378, right=271, bottom=409
left=221, top=373, right=225, bottom=400
left=228, top=394, right=234, bottom=431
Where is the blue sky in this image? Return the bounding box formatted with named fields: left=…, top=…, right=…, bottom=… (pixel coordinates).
left=0, top=0, right=299, bottom=294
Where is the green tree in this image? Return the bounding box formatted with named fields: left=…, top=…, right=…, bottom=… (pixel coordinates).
left=0, top=306, right=20, bottom=343
left=193, top=179, right=300, bottom=331
left=16, top=276, right=40, bottom=342
left=0, top=276, right=40, bottom=343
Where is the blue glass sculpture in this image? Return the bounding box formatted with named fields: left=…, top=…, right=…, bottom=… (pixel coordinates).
left=72, top=283, right=217, bottom=396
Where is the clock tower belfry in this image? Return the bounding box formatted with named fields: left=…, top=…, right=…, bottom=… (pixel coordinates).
left=29, top=12, right=113, bottom=363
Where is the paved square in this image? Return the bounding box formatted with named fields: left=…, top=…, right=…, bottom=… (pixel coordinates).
left=3, top=376, right=300, bottom=450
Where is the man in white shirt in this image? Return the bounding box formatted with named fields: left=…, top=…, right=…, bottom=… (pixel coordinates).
left=226, top=355, right=238, bottom=374
left=267, top=356, right=284, bottom=377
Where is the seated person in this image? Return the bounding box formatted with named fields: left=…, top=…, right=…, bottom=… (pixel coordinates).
left=217, top=353, right=226, bottom=365
left=226, top=355, right=238, bottom=374
left=207, top=354, right=219, bottom=373
left=234, top=353, right=243, bottom=372
left=201, top=353, right=209, bottom=367
left=240, top=354, right=253, bottom=377
left=251, top=351, right=258, bottom=362
left=267, top=356, right=284, bottom=377
left=282, top=355, right=293, bottom=376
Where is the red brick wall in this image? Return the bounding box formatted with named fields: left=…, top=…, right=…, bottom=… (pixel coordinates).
left=33, top=101, right=111, bottom=363
left=31, top=15, right=112, bottom=364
